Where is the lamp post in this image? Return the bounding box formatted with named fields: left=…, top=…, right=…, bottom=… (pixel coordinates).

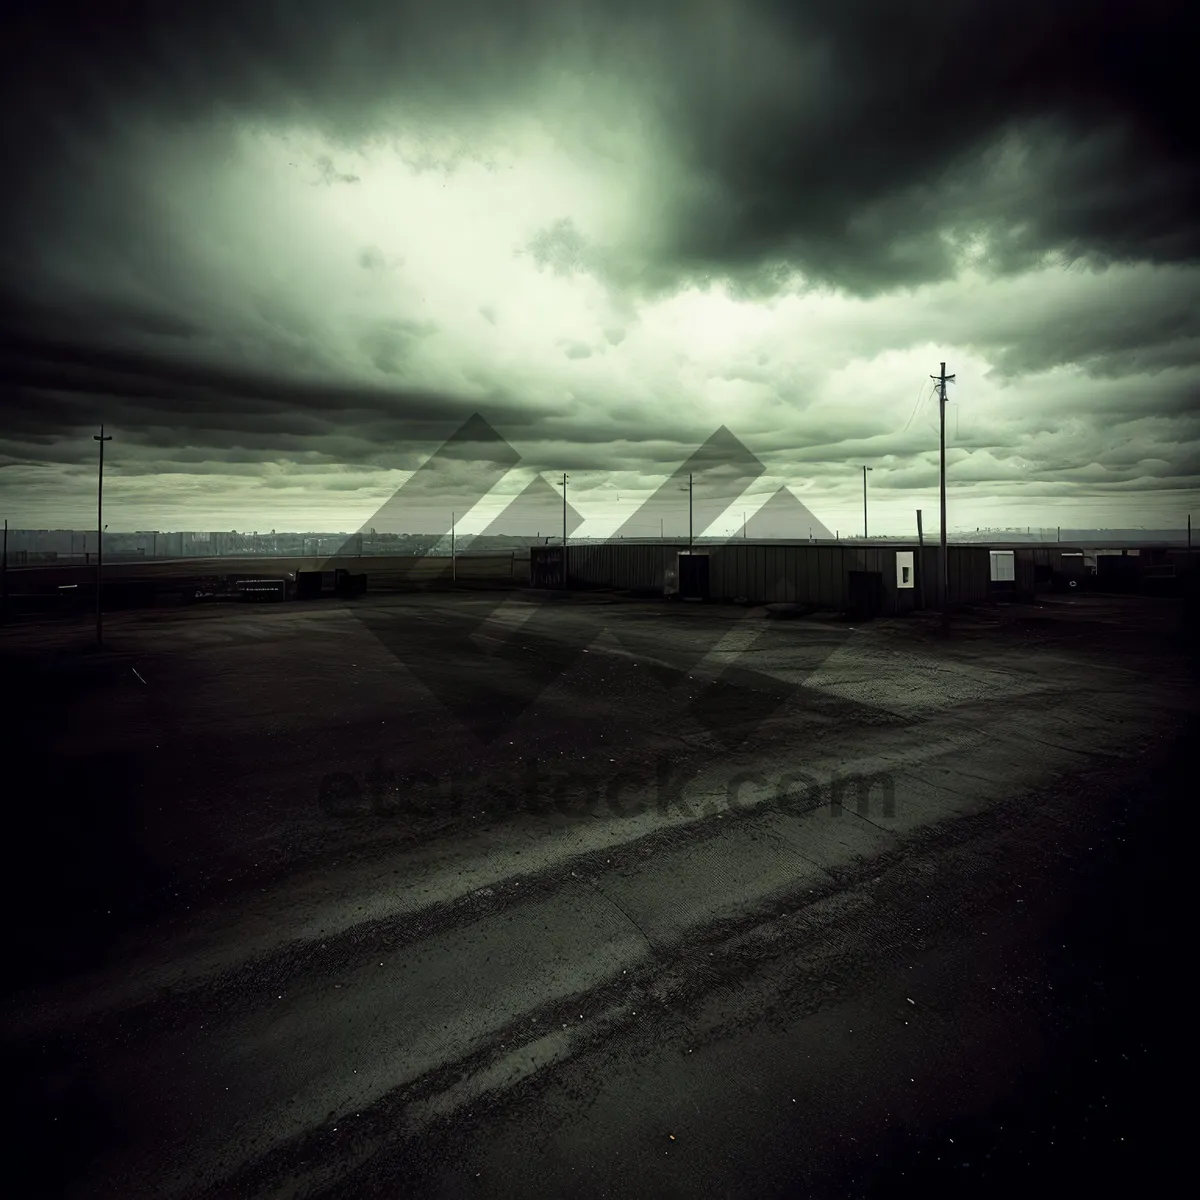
left=558, top=474, right=569, bottom=588
left=861, top=466, right=873, bottom=539
left=675, top=474, right=693, bottom=549
left=94, top=425, right=112, bottom=645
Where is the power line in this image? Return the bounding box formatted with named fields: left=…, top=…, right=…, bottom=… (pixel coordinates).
left=903, top=379, right=932, bottom=433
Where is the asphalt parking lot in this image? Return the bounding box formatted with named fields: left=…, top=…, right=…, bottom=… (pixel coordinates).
left=2, top=589, right=1193, bottom=1197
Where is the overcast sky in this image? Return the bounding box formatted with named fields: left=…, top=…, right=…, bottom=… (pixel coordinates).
left=2, top=0, right=1196, bottom=537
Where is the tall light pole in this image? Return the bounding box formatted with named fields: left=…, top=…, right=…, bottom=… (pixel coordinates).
left=930, top=362, right=955, bottom=623
left=688, top=473, right=693, bottom=549
left=861, top=466, right=873, bottom=538
left=94, top=424, right=112, bottom=645
left=560, top=473, right=569, bottom=589
left=675, top=474, right=693, bottom=549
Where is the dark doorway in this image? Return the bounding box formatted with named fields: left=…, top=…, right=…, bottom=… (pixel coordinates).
left=847, top=570, right=884, bottom=620
left=678, top=553, right=710, bottom=600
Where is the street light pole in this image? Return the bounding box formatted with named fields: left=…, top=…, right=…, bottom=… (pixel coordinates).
left=561, top=473, right=569, bottom=589
left=861, top=466, right=873, bottom=538
left=930, top=362, right=955, bottom=625
left=93, top=424, right=112, bottom=645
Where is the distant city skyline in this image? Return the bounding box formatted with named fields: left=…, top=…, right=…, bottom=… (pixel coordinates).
left=1, top=443, right=1195, bottom=538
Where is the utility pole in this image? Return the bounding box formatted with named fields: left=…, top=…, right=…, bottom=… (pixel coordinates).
left=916, top=509, right=925, bottom=611
left=94, top=424, right=112, bottom=645
left=688, top=473, right=693, bottom=549
left=561, top=473, right=569, bottom=589
left=451, top=513, right=456, bottom=583
left=861, top=466, right=873, bottom=538
left=930, top=363, right=955, bottom=625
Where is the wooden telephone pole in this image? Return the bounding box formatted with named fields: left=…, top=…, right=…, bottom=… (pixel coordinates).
left=930, top=364, right=955, bottom=625
left=94, top=424, right=112, bottom=644
left=561, top=473, right=569, bottom=588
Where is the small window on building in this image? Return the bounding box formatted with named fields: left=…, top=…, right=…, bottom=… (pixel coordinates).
left=896, top=550, right=915, bottom=589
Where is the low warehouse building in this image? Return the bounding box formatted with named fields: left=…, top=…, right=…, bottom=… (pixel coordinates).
left=531, top=541, right=993, bottom=616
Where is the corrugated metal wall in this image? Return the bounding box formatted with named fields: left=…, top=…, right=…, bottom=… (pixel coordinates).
left=707, top=544, right=897, bottom=609
left=565, top=543, right=686, bottom=590
left=1014, top=553, right=1036, bottom=599
left=916, top=546, right=992, bottom=607
left=952, top=546, right=992, bottom=603
left=534, top=541, right=993, bottom=611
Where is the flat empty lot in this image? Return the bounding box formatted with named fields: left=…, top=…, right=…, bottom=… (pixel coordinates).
left=2, top=589, right=1194, bottom=1197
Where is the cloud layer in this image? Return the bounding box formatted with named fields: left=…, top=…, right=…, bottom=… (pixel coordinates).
left=2, top=1, right=1196, bottom=532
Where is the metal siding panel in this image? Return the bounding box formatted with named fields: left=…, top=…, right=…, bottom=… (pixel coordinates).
left=834, top=547, right=850, bottom=607
left=721, top=544, right=736, bottom=599
left=721, top=545, right=738, bottom=600
left=881, top=548, right=898, bottom=614
left=714, top=545, right=728, bottom=598
left=826, top=547, right=840, bottom=607
left=709, top=545, right=724, bottom=598
left=770, top=545, right=782, bottom=602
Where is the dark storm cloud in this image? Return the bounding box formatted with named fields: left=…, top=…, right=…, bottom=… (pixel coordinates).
left=654, top=0, right=1195, bottom=296
left=0, top=324, right=744, bottom=477
left=0, top=327, right=557, bottom=467
left=973, top=268, right=1200, bottom=380
left=5, top=0, right=1194, bottom=299
left=2, top=0, right=1196, bottom=517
